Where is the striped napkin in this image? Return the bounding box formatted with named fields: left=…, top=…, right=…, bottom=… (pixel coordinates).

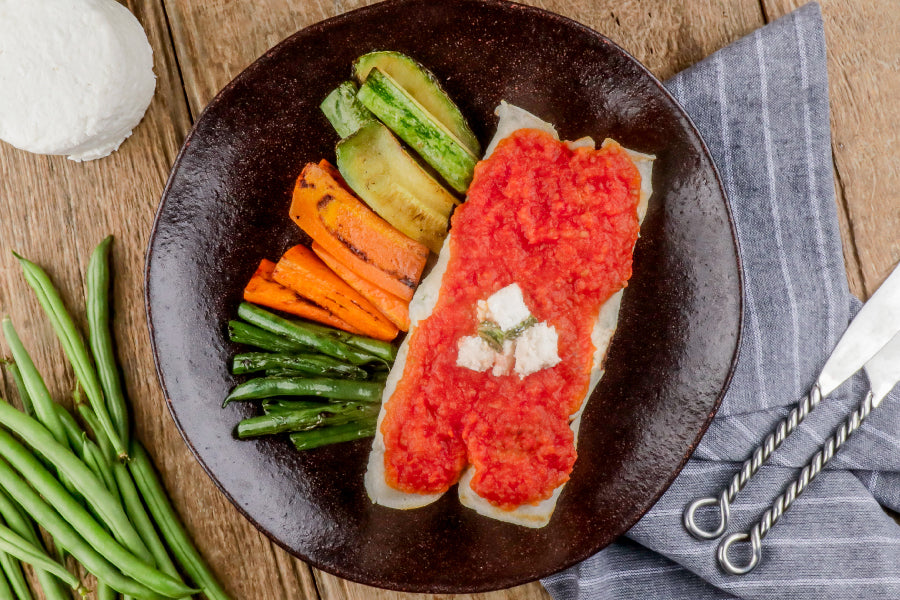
left=542, top=4, right=900, bottom=599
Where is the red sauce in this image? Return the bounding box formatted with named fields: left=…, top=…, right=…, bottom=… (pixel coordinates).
left=380, top=129, right=641, bottom=508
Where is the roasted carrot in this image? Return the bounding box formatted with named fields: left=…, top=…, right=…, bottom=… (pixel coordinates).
left=317, top=158, right=348, bottom=188
left=312, top=243, right=411, bottom=331
left=272, top=245, right=399, bottom=341
left=243, top=259, right=364, bottom=334
left=290, top=161, right=427, bottom=302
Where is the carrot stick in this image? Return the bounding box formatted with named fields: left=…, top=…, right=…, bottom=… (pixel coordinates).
left=244, top=259, right=365, bottom=334
left=312, top=243, right=410, bottom=331
left=289, top=162, right=427, bottom=301
left=272, top=245, right=398, bottom=341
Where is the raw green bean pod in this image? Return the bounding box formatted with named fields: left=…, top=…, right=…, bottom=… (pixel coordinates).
left=85, top=236, right=130, bottom=453
left=290, top=418, right=377, bottom=450
left=113, top=461, right=180, bottom=580
left=0, top=456, right=169, bottom=599
left=0, top=544, right=33, bottom=600
left=76, top=403, right=115, bottom=461
left=13, top=255, right=126, bottom=459
left=224, top=377, right=384, bottom=405
left=83, top=438, right=121, bottom=505
left=54, top=404, right=87, bottom=460
left=3, top=362, right=35, bottom=418
left=237, top=303, right=382, bottom=365
left=228, top=321, right=309, bottom=353
left=0, top=523, right=83, bottom=592
left=1, top=319, right=66, bottom=445
left=0, top=401, right=156, bottom=576
left=0, top=489, right=71, bottom=600
left=231, top=352, right=367, bottom=379
left=129, top=441, right=232, bottom=600
left=237, top=401, right=378, bottom=438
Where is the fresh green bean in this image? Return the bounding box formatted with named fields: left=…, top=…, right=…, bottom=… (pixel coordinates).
left=0, top=543, right=33, bottom=600
left=3, top=362, right=34, bottom=418
left=85, top=236, right=130, bottom=453
left=13, top=254, right=126, bottom=459
left=0, top=563, right=14, bottom=600
left=0, top=457, right=167, bottom=599
left=129, top=441, right=232, bottom=600
left=237, top=401, right=378, bottom=438
left=53, top=404, right=86, bottom=460
left=228, top=321, right=309, bottom=353
left=112, top=461, right=180, bottom=580
left=0, top=489, right=71, bottom=600
left=76, top=402, right=115, bottom=461
left=290, top=418, right=377, bottom=450
left=231, top=352, right=368, bottom=379
left=98, top=582, right=118, bottom=600
left=0, top=408, right=196, bottom=596
left=237, top=303, right=382, bottom=365
left=224, top=377, right=384, bottom=405
left=0, top=522, right=82, bottom=591
left=293, top=318, right=397, bottom=363
left=1, top=319, right=66, bottom=445
left=83, top=438, right=121, bottom=505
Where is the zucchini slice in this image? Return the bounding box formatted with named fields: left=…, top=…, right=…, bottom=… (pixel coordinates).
left=336, top=121, right=454, bottom=253
left=353, top=51, right=480, bottom=157
left=357, top=68, right=477, bottom=194
left=319, top=81, right=374, bottom=138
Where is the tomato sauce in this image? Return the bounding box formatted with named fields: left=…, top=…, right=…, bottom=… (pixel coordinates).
left=380, top=129, right=642, bottom=508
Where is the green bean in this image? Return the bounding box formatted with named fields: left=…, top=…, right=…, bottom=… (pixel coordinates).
left=0, top=411, right=197, bottom=597
left=237, top=303, right=382, bottom=365
left=290, top=418, right=377, bottom=450
left=98, top=582, right=118, bottom=600
left=83, top=438, right=121, bottom=505
left=3, top=362, right=35, bottom=418
left=0, top=457, right=166, bottom=599
left=53, top=404, right=86, bottom=460
left=293, top=319, right=397, bottom=363
left=228, top=321, right=309, bottom=353
left=76, top=402, right=115, bottom=461
left=224, top=377, right=384, bottom=406
left=15, top=254, right=128, bottom=459
left=0, top=489, right=71, bottom=600
left=231, top=352, right=368, bottom=379
left=237, top=402, right=378, bottom=438
left=0, top=563, right=14, bottom=600
left=112, top=461, right=180, bottom=580
left=1, top=319, right=66, bottom=445
left=13, top=255, right=126, bottom=459
left=85, top=236, right=129, bottom=452
left=0, top=543, right=33, bottom=600
left=129, top=441, right=232, bottom=600
left=0, top=522, right=82, bottom=591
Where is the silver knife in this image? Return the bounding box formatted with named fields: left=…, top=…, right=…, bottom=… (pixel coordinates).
left=684, top=261, right=900, bottom=540
left=717, top=329, right=900, bottom=574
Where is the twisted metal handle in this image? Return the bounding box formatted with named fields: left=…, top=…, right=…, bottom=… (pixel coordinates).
left=683, top=383, right=824, bottom=540
left=718, top=389, right=877, bottom=574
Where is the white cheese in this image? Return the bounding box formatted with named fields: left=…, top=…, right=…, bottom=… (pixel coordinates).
left=0, top=0, right=156, bottom=161
left=491, top=340, right=515, bottom=377
left=514, top=322, right=561, bottom=378
left=485, top=283, right=531, bottom=331
left=456, top=335, right=495, bottom=372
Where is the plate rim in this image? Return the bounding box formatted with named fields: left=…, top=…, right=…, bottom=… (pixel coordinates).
left=144, top=0, right=744, bottom=591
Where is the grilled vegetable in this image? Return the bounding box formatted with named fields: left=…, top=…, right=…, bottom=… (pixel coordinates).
left=313, top=242, right=410, bottom=331
left=353, top=51, right=480, bottom=156
left=231, top=352, right=368, bottom=379
left=224, top=377, right=384, bottom=405
left=336, top=121, right=454, bottom=253
left=290, top=418, right=377, bottom=450
left=272, top=245, right=399, bottom=341
left=289, top=161, right=427, bottom=301
left=236, top=401, right=378, bottom=438
left=244, top=259, right=364, bottom=333
left=356, top=67, right=477, bottom=193
left=320, top=81, right=375, bottom=138
left=228, top=320, right=311, bottom=353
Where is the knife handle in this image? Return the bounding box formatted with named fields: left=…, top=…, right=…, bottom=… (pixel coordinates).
left=717, top=389, right=876, bottom=574
left=683, top=383, right=824, bottom=540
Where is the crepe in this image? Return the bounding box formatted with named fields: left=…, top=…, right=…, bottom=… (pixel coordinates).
left=365, top=102, right=655, bottom=526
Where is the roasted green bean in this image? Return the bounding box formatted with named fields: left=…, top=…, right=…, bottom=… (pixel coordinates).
left=225, top=377, right=384, bottom=405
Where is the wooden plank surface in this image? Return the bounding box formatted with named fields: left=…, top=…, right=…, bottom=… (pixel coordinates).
left=0, top=0, right=896, bottom=598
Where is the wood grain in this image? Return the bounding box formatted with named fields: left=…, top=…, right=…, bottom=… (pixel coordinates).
left=761, top=0, right=900, bottom=299
left=1, top=0, right=894, bottom=598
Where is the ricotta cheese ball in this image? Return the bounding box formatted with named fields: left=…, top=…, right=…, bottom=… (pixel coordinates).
left=0, top=0, right=156, bottom=161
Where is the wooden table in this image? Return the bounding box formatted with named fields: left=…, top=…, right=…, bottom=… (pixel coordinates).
left=0, top=0, right=897, bottom=598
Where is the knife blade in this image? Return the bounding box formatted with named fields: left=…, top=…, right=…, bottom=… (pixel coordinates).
left=864, top=328, right=900, bottom=406
left=818, top=262, right=900, bottom=396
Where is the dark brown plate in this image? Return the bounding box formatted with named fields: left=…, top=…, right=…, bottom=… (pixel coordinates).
left=146, top=0, right=742, bottom=592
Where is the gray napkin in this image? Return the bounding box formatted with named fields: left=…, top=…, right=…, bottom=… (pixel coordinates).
left=542, top=3, right=900, bottom=599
